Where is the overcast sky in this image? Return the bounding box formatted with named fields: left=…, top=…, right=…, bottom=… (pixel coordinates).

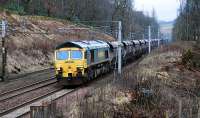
left=134, top=0, right=180, bottom=21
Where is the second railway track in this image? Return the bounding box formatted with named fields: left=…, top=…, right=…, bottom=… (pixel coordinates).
left=0, top=77, right=56, bottom=98
left=0, top=77, right=57, bottom=102
left=0, top=55, right=144, bottom=117
left=0, top=77, right=62, bottom=117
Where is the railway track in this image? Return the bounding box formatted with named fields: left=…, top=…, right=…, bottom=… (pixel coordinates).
left=0, top=57, right=143, bottom=117
left=0, top=77, right=56, bottom=98
left=0, top=77, right=57, bottom=102
left=8, top=68, right=54, bottom=81
left=16, top=71, right=118, bottom=118
left=0, top=77, right=61, bottom=117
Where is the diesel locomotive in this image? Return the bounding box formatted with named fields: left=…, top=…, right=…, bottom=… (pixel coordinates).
left=54, top=39, right=163, bottom=85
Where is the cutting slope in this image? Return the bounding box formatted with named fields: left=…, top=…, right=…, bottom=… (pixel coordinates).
left=0, top=12, right=115, bottom=74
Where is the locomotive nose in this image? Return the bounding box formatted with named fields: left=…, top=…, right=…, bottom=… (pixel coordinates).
left=68, top=66, right=72, bottom=69
left=61, top=64, right=83, bottom=77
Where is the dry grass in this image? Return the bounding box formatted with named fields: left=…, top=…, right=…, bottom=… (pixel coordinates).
left=29, top=42, right=200, bottom=117
left=73, top=42, right=200, bottom=117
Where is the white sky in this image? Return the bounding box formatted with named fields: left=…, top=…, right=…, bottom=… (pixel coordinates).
left=134, top=0, right=180, bottom=21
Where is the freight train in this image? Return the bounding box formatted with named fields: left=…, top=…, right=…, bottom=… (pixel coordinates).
left=54, top=39, right=164, bottom=86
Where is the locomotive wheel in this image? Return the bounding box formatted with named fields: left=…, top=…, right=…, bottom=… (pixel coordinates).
left=83, top=76, right=88, bottom=83
left=107, top=64, right=111, bottom=73
left=87, top=69, right=94, bottom=80
left=94, top=70, right=97, bottom=79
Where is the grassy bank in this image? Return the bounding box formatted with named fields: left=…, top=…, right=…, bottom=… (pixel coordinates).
left=46, top=41, right=200, bottom=117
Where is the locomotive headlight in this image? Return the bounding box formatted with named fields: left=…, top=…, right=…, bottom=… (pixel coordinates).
left=57, top=67, right=62, bottom=71
left=77, top=67, right=83, bottom=72
left=77, top=67, right=83, bottom=70
left=77, top=65, right=84, bottom=68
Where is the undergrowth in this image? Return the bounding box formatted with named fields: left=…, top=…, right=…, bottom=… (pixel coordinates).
left=181, top=48, right=200, bottom=70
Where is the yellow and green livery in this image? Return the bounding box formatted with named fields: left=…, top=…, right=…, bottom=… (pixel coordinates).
left=54, top=40, right=111, bottom=85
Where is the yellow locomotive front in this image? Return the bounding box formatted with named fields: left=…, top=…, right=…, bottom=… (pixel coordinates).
left=54, top=40, right=112, bottom=86
left=55, top=47, right=87, bottom=85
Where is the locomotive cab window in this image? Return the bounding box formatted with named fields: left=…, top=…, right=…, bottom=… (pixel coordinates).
left=71, top=50, right=83, bottom=60
left=84, top=51, right=87, bottom=59
left=105, top=50, right=109, bottom=59
left=56, top=51, right=69, bottom=60
left=90, top=50, right=94, bottom=63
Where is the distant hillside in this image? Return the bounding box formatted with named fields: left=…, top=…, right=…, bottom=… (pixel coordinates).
left=159, top=20, right=174, bottom=24
left=159, top=21, right=174, bottom=30
left=159, top=21, right=174, bottom=41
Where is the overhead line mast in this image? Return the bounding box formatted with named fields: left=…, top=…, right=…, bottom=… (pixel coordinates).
left=148, top=25, right=151, bottom=54
left=1, top=19, right=7, bottom=82
left=118, top=21, right=122, bottom=75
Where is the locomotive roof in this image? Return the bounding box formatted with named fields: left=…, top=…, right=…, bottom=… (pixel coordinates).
left=56, top=40, right=110, bottom=50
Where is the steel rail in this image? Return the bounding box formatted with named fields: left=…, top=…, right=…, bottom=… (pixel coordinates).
left=8, top=68, right=54, bottom=81
left=0, top=79, right=57, bottom=102
left=0, top=86, right=62, bottom=117
left=0, top=76, right=56, bottom=97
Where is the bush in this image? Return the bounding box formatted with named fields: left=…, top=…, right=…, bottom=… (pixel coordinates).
left=181, top=49, right=200, bottom=69
left=181, top=49, right=193, bottom=68
left=192, top=52, right=200, bottom=69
